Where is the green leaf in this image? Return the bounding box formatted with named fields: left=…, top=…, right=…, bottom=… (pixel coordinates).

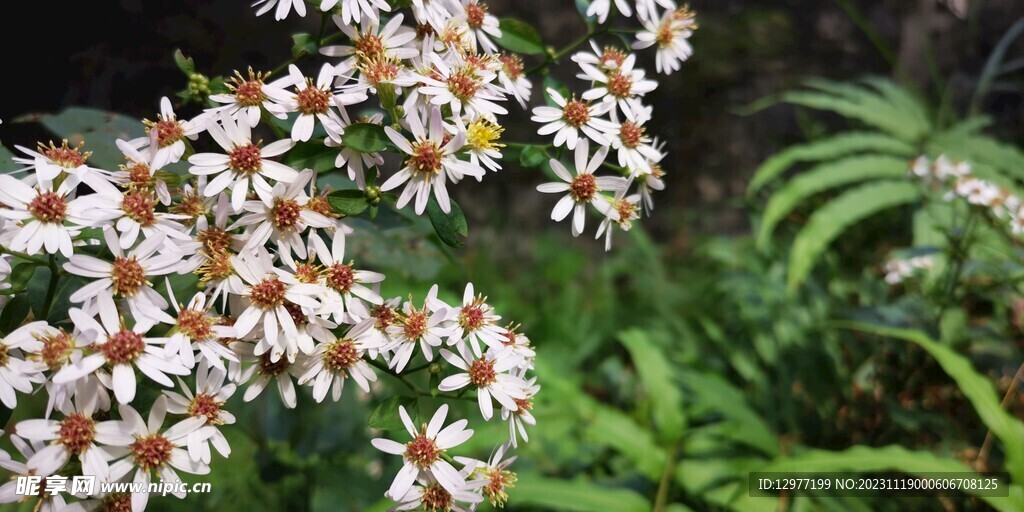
left=0, top=145, right=16, bottom=173
left=678, top=371, right=779, bottom=456
left=586, top=406, right=667, bottom=480
left=283, top=141, right=339, bottom=173
left=927, top=133, right=1024, bottom=183
left=426, top=197, right=468, bottom=248
left=173, top=49, right=196, bottom=75
left=759, top=444, right=1023, bottom=512
left=367, top=396, right=418, bottom=431
left=343, top=123, right=390, bottom=153
left=513, top=475, right=651, bottom=512
left=328, top=189, right=370, bottom=216
left=838, top=323, right=1024, bottom=488
left=0, top=295, right=31, bottom=333
left=787, top=181, right=919, bottom=290
left=2, top=263, right=36, bottom=295
left=543, top=76, right=570, bottom=107
left=756, top=155, right=910, bottom=250
left=747, top=132, right=915, bottom=194
left=39, top=107, right=144, bottom=169
left=619, top=329, right=685, bottom=442
left=495, top=19, right=546, bottom=55
left=291, top=33, right=318, bottom=59
left=519, top=145, right=547, bottom=168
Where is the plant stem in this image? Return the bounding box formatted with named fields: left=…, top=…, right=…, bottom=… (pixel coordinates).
left=40, top=256, right=60, bottom=320
left=977, top=361, right=1024, bottom=471
left=653, top=441, right=680, bottom=511
left=527, top=27, right=609, bottom=77
left=366, top=358, right=421, bottom=395
left=0, top=247, right=50, bottom=267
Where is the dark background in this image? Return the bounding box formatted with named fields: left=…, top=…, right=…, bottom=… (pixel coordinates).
left=1, top=0, right=1022, bottom=244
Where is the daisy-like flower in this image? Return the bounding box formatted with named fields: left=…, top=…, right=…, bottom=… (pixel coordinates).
left=104, top=397, right=209, bottom=510
left=0, top=435, right=72, bottom=511
left=636, top=0, right=679, bottom=23
left=418, top=53, right=508, bottom=120
left=501, top=374, right=539, bottom=447
left=164, top=361, right=236, bottom=464
left=14, top=393, right=121, bottom=479
left=384, top=106, right=484, bottom=214
left=371, top=404, right=474, bottom=499
left=309, top=232, right=385, bottom=323
left=111, top=139, right=172, bottom=205
left=412, top=0, right=456, bottom=32
left=321, top=13, right=418, bottom=69
left=391, top=476, right=485, bottom=512
left=386, top=298, right=451, bottom=372
left=531, top=89, right=615, bottom=150
left=53, top=308, right=190, bottom=404
left=462, top=117, right=506, bottom=172
left=460, top=0, right=501, bottom=54
left=587, top=0, right=632, bottom=24
left=496, top=53, right=532, bottom=109
left=321, top=0, right=392, bottom=26
left=327, top=112, right=386, bottom=190
left=298, top=318, right=385, bottom=402
left=132, top=97, right=202, bottom=169
left=232, top=169, right=334, bottom=265
left=496, top=324, right=536, bottom=370
left=608, top=116, right=662, bottom=175
left=207, top=68, right=294, bottom=128
left=633, top=6, right=697, bottom=75
left=279, top=64, right=345, bottom=142
left=449, top=282, right=507, bottom=356
left=230, top=248, right=323, bottom=362
left=579, top=54, right=658, bottom=119
left=638, top=138, right=667, bottom=214
left=12, top=139, right=99, bottom=182
left=64, top=230, right=182, bottom=331
left=235, top=342, right=305, bottom=409
left=165, top=285, right=238, bottom=371
left=571, top=41, right=632, bottom=72
left=253, top=0, right=306, bottom=20
left=74, top=172, right=192, bottom=250
left=595, top=189, right=641, bottom=251
left=188, top=112, right=298, bottom=212
left=438, top=346, right=528, bottom=420
left=536, top=140, right=628, bottom=236
left=455, top=441, right=518, bottom=508
left=0, top=172, right=87, bottom=257
left=0, top=322, right=48, bottom=409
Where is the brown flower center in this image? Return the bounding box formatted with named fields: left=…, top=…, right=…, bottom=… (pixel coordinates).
left=465, top=2, right=487, bottom=28
left=198, top=227, right=232, bottom=253
left=619, top=121, right=643, bottom=149
left=447, top=69, right=481, bottom=101
left=296, top=81, right=332, bottom=115
left=188, top=393, right=224, bottom=425
left=130, top=433, right=174, bottom=471
left=409, top=140, right=444, bottom=177
left=323, top=338, right=360, bottom=372
left=600, top=46, right=627, bottom=69
left=325, top=262, right=356, bottom=293
left=36, top=329, right=75, bottom=370
left=499, top=54, right=523, bottom=80
left=27, top=190, right=68, bottom=224
left=359, top=56, right=401, bottom=86
left=177, top=309, right=214, bottom=341
left=198, top=250, right=235, bottom=283
left=124, top=161, right=153, bottom=189
left=354, top=34, right=386, bottom=62
left=100, top=493, right=133, bottom=512
left=272, top=198, right=302, bottom=231
left=607, top=72, right=633, bottom=98
left=373, top=304, right=398, bottom=331
left=468, top=358, right=497, bottom=387
left=58, top=413, right=96, bottom=455
left=249, top=278, right=286, bottom=309
left=405, top=431, right=442, bottom=468
left=570, top=173, right=597, bottom=202
left=258, top=352, right=291, bottom=377
left=459, top=302, right=485, bottom=331
left=100, top=329, right=146, bottom=365
left=562, top=99, right=590, bottom=128
left=292, top=262, right=322, bottom=284
left=228, top=68, right=270, bottom=107
left=112, top=257, right=149, bottom=297
left=421, top=483, right=454, bottom=512
left=39, top=140, right=90, bottom=169
left=403, top=310, right=429, bottom=341
left=484, top=468, right=517, bottom=507
left=120, top=190, right=157, bottom=227
left=228, top=143, right=262, bottom=175
left=147, top=118, right=185, bottom=148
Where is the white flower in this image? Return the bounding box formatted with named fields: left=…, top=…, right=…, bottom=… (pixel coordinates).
left=164, top=361, right=236, bottom=464
left=572, top=41, right=632, bottom=72
left=418, top=53, right=508, bottom=120
left=110, top=139, right=172, bottom=205
left=232, top=169, right=335, bottom=265
left=448, top=282, right=507, bottom=357
left=595, top=188, right=641, bottom=251
left=0, top=172, right=87, bottom=257
left=236, top=341, right=305, bottom=409
left=531, top=89, right=616, bottom=150
left=321, top=0, right=392, bottom=26
left=497, top=54, right=532, bottom=109
left=320, top=13, right=417, bottom=70
left=439, top=346, right=528, bottom=420
left=385, top=299, right=451, bottom=372
left=371, top=404, right=474, bottom=499
left=253, top=0, right=307, bottom=20
left=607, top=116, right=662, bottom=175
left=579, top=53, right=658, bottom=119
left=536, top=140, right=628, bottom=236
left=636, top=0, right=678, bottom=23
left=633, top=6, right=696, bottom=75
left=230, top=248, right=323, bottom=363
left=0, top=322, right=48, bottom=409
left=298, top=318, right=385, bottom=402
left=64, top=230, right=182, bottom=331
left=327, top=112, right=386, bottom=190
left=206, top=68, right=294, bottom=127
left=14, top=392, right=122, bottom=479
left=12, top=140, right=102, bottom=183
left=309, top=231, right=385, bottom=323
left=132, top=97, right=202, bottom=169
left=188, top=112, right=299, bottom=212
left=104, top=397, right=209, bottom=509
left=460, top=0, right=501, bottom=54
left=279, top=64, right=345, bottom=142
left=73, top=172, right=192, bottom=250
left=587, top=0, right=632, bottom=23
left=165, top=285, right=238, bottom=371
left=455, top=441, right=518, bottom=508
left=501, top=374, right=539, bottom=447
left=383, top=106, right=485, bottom=214
left=391, top=476, right=485, bottom=512
left=0, top=435, right=72, bottom=510
left=461, top=117, right=506, bottom=173
left=53, top=309, right=190, bottom=404
left=412, top=0, right=456, bottom=31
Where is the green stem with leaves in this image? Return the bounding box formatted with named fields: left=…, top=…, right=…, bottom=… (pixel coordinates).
left=40, top=256, right=60, bottom=320
left=527, top=27, right=609, bottom=77
left=653, top=441, right=680, bottom=512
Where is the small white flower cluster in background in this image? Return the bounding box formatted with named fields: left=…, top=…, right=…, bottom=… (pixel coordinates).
left=883, top=255, right=935, bottom=285
left=909, top=155, right=1024, bottom=234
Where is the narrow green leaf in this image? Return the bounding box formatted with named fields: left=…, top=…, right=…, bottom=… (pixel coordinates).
left=495, top=19, right=546, bottom=55
left=426, top=197, right=468, bottom=248
left=747, top=132, right=914, bottom=194
left=328, top=189, right=370, bottom=216
left=0, top=295, right=31, bottom=333
left=291, top=33, right=318, bottom=59
left=343, top=123, right=390, bottom=153
left=619, top=329, right=685, bottom=442
left=787, top=181, right=918, bottom=290
left=781, top=79, right=931, bottom=143
left=513, top=475, right=651, bottom=512
left=368, top=396, right=418, bottom=431
left=586, top=406, right=667, bottom=480
left=173, top=49, right=196, bottom=75
left=519, top=145, right=547, bottom=168
left=678, top=371, right=779, bottom=456
left=757, top=155, right=910, bottom=250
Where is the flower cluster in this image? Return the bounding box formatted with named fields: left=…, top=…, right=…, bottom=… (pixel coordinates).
left=910, top=155, right=1024, bottom=234
left=0, top=0, right=698, bottom=508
